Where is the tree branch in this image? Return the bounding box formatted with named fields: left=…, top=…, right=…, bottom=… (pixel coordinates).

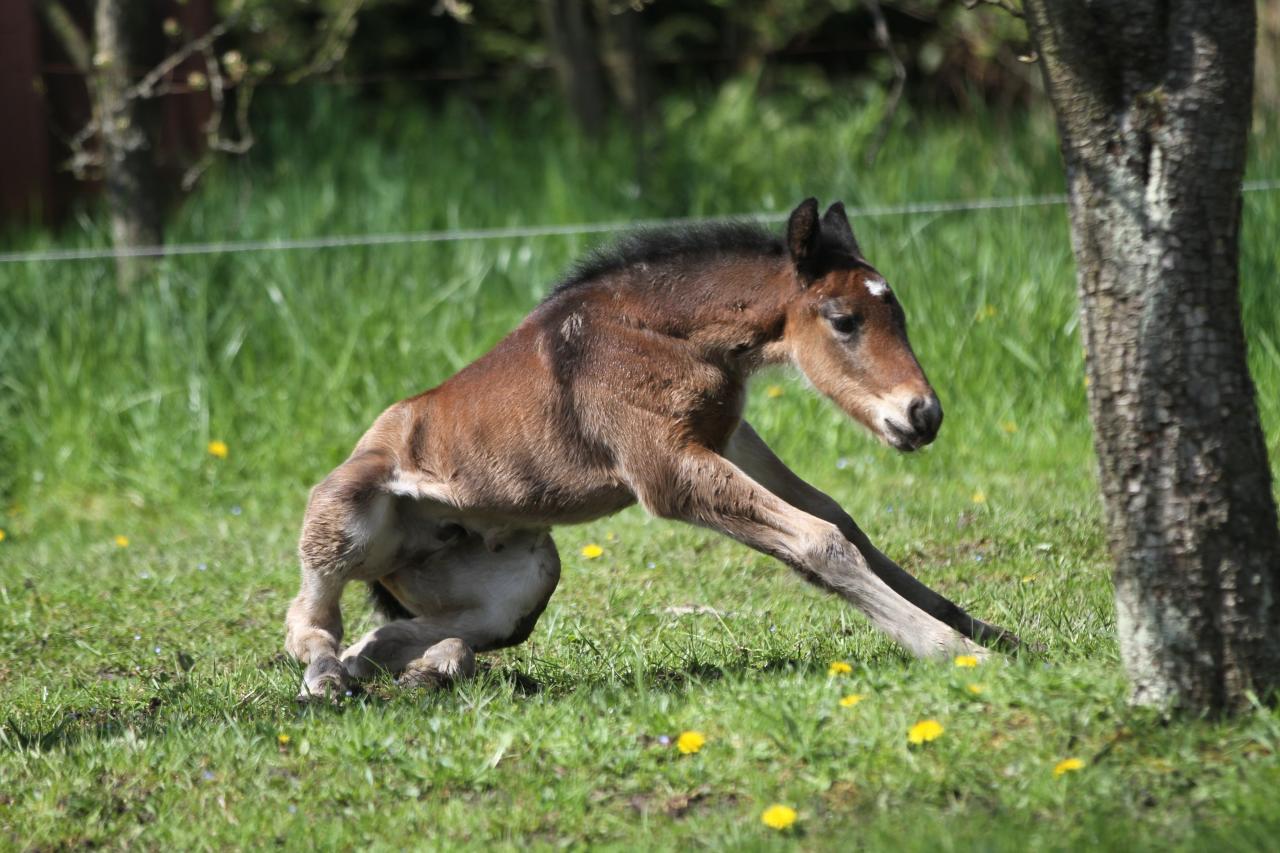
left=128, top=18, right=234, bottom=99
left=286, top=0, right=368, bottom=83
left=863, top=0, right=906, bottom=166
left=962, top=0, right=1024, bottom=19
left=36, top=0, right=92, bottom=71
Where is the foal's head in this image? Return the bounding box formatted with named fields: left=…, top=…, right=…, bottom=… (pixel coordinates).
left=780, top=197, right=942, bottom=452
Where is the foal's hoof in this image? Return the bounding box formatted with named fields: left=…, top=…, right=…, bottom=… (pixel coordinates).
left=398, top=638, right=476, bottom=690
left=297, top=656, right=350, bottom=702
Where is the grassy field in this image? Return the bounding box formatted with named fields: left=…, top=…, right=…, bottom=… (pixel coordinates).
left=2, top=90, right=1280, bottom=850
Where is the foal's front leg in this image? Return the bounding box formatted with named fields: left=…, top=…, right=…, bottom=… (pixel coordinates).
left=631, top=447, right=989, bottom=660
left=726, top=422, right=1022, bottom=651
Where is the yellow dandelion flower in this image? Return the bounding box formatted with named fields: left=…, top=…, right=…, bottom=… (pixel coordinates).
left=967, top=683, right=985, bottom=695
left=207, top=440, right=229, bottom=459
left=1083, top=375, right=1091, bottom=387
left=1021, top=574, right=1037, bottom=584
left=976, top=305, right=997, bottom=322
left=114, top=535, right=130, bottom=548
left=761, top=804, right=798, bottom=830
left=828, top=660, right=853, bottom=677
left=676, top=730, right=705, bottom=754
left=908, top=719, right=944, bottom=745
left=954, top=655, right=979, bottom=668
left=839, top=693, right=864, bottom=707
left=580, top=543, right=604, bottom=559
left=971, top=490, right=987, bottom=504
left=1000, top=421, right=1018, bottom=434
left=1053, top=757, right=1084, bottom=777
left=0, top=529, right=6, bottom=542
left=277, top=733, right=291, bottom=746
left=766, top=385, right=784, bottom=398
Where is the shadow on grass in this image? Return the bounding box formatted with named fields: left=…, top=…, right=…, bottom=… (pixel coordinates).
left=3, top=647, right=909, bottom=753
left=4, top=616, right=1073, bottom=755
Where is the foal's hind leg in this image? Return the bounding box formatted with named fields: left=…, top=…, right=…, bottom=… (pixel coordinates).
left=340, top=530, right=560, bottom=687
left=340, top=619, right=478, bottom=689
left=285, top=450, right=394, bottom=699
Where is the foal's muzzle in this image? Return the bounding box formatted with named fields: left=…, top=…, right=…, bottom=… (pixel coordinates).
left=887, top=395, right=943, bottom=451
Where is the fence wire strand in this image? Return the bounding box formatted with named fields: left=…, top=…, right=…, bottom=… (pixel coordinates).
left=3, top=179, right=1278, bottom=265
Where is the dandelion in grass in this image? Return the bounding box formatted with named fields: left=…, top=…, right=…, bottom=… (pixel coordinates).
left=580, top=543, right=604, bottom=559
left=1053, top=757, right=1084, bottom=777
left=676, top=730, right=706, bottom=754
left=0, top=529, right=6, bottom=542
left=114, top=535, right=130, bottom=548
left=971, top=490, right=987, bottom=504
left=908, top=719, right=944, bottom=745
left=207, top=439, right=229, bottom=459
left=976, top=305, right=997, bottom=322
left=1000, top=421, right=1018, bottom=434
left=277, top=733, right=291, bottom=747
left=1022, top=575, right=1037, bottom=584
left=766, top=385, right=784, bottom=399
left=839, top=693, right=864, bottom=708
left=954, top=655, right=979, bottom=668
left=761, top=804, right=798, bottom=830
left=966, top=683, right=985, bottom=695
left=828, top=660, right=852, bottom=677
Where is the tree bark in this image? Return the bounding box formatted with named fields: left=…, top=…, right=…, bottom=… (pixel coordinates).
left=1023, top=0, right=1280, bottom=712
left=94, top=0, right=164, bottom=287
left=540, top=0, right=607, bottom=137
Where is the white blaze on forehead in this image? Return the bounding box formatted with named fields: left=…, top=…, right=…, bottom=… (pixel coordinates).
left=865, top=278, right=890, bottom=297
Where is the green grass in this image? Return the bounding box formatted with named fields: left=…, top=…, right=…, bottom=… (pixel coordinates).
left=2, top=89, right=1280, bottom=850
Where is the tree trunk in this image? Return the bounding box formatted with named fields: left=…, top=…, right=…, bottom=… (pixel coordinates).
left=94, top=0, right=164, bottom=288
left=1023, top=0, right=1280, bottom=712
left=540, top=0, right=607, bottom=137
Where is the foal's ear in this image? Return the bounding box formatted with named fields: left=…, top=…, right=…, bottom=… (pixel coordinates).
left=786, top=197, right=822, bottom=274
left=822, top=201, right=863, bottom=258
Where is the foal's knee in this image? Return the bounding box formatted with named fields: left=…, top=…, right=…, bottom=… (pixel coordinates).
left=788, top=522, right=861, bottom=590
left=799, top=523, right=850, bottom=566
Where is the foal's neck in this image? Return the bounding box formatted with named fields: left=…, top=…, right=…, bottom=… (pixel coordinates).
left=618, top=255, right=794, bottom=370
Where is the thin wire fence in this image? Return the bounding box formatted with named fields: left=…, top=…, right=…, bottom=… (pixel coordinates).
left=3, top=179, right=1278, bottom=266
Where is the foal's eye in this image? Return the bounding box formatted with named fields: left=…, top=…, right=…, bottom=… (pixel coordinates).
left=829, top=314, right=863, bottom=336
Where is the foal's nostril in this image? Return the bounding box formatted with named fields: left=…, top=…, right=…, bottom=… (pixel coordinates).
left=908, top=396, right=943, bottom=441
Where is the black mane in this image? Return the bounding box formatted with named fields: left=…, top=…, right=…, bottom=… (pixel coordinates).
left=548, top=220, right=785, bottom=298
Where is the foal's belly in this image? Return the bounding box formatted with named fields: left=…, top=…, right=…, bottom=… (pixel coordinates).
left=374, top=524, right=562, bottom=651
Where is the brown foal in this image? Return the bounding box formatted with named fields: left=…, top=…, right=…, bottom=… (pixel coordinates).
left=284, top=197, right=1020, bottom=699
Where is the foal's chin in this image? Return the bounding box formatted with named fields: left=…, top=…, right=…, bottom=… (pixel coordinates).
left=871, top=418, right=936, bottom=453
